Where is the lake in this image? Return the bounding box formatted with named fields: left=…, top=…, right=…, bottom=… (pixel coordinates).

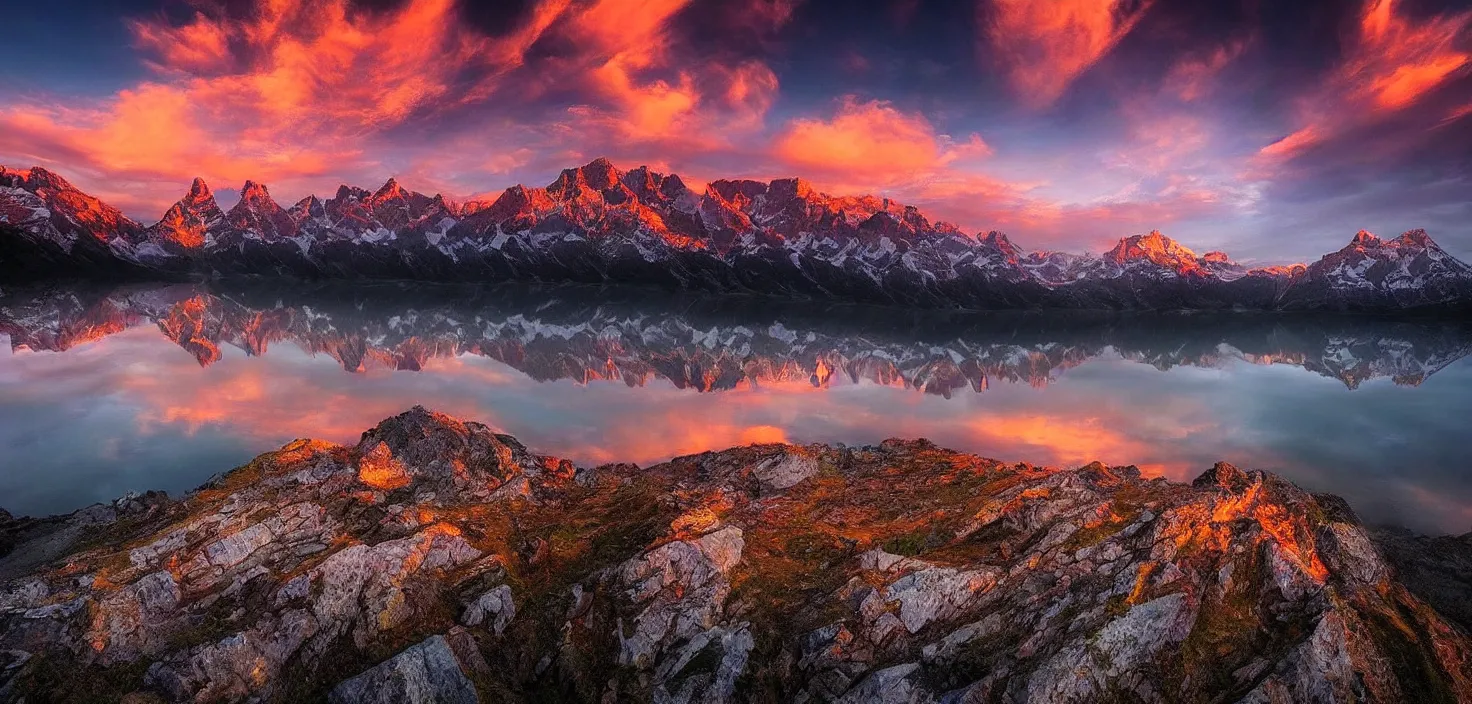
left=2, top=279, right=1470, bottom=534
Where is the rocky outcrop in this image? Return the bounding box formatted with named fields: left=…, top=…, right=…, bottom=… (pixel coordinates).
left=1, top=409, right=1471, bottom=702
left=327, top=635, right=479, bottom=704
left=1370, top=527, right=1472, bottom=634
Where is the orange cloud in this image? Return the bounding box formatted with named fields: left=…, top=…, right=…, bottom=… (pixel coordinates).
left=1258, top=126, right=1321, bottom=161
left=560, top=0, right=781, bottom=150
left=0, top=0, right=540, bottom=213
left=1357, top=0, right=1470, bottom=110
left=1256, top=0, right=1471, bottom=162
left=775, top=97, right=947, bottom=174
left=967, top=414, right=1175, bottom=477
left=772, top=96, right=993, bottom=189
left=0, top=0, right=792, bottom=216
left=129, top=12, right=233, bottom=75
left=983, top=0, right=1156, bottom=108
left=761, top=92, right=1230, bottom=248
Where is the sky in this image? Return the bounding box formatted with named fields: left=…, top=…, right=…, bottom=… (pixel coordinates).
left=1, top=0, right=1470, bottom=263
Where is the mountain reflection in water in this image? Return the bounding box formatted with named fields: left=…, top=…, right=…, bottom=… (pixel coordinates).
left=3, top=280, right=1471, bottom=534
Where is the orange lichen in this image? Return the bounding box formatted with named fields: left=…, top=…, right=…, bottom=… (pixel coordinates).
left=670, top=507, right=723, bottom=539
left=1127, top=562, right=1159, bottom=605
left=357, top=441, right=411, bottom=490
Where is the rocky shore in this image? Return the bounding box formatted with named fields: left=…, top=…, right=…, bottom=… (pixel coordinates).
left=2, top=407, right=1470, bottom=703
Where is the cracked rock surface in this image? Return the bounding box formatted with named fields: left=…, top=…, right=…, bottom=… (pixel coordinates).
left=1, top=408, right=1470, bottom=702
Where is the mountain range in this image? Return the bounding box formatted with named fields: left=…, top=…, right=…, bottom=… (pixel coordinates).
left=5, top=280, right=1468, bottom=393
left=4, top=161, right=1471, bottom=311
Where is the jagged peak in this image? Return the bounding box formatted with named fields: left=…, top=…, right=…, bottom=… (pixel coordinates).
left=1201, top=251, right=1233, bottom=264
left=6, top=165, right=74, bottom=192
left=706, top=179, right=769, bottom=204
left=373, top=177, right=405, bottom=201
left=163, top=179, right=220, bottom=219
left=978, top=230, right=1021, bottom=256
left=1394, top=228, right=1435, bottom=248
left=768, top=177, right=815, bottom=201
left=550, top=157, right=622, bottom=193
left=0, top=165, right=33, bottom=181
left=662, top=173, right=689, bottom=194
left=1351, top=229, right=1380, bottom=247
left=1192, top=461, right=1252, bottom=492
left=331, top=184, right=372, bottom=204
left=475, top=183, right=554, bottom=218
left=240, top=180, right=271, bottom=200
left=1136, top=230, right=1175, bottom=246
left=1250, top=263, right=1307, bottom=277
left=1107, top=230, right=1199, bottom=264
left=622, top=165, right=662, bottom=191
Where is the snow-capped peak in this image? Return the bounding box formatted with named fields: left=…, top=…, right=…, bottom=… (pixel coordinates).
left=151, top=178, right=224, bottom=249
left=225, top=180, right=295, bottom=240
left=372, top=178, right=406, bottom=202
left=1105, top=230, right=1207, bottom=277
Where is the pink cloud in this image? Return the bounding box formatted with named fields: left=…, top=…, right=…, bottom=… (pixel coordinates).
left=774, top=97, right=956, bottom=176
left=128, top=12, right=234, bottom=75
left=1257, top=0, right=1471, bottom=163
left=982, top=0, right=1156, bottom=109
left=0, top=0, right=794, bottom=218
left=1162, top=37, right=1250, bottom=102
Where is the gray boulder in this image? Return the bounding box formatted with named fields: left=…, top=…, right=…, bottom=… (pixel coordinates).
left=328, top=635, right=478, bottom=704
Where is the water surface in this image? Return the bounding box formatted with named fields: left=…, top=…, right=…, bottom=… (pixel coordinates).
left=2, top=280, right=1470, bottom=534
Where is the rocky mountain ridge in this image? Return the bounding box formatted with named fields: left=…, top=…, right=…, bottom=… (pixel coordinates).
left=4, top=162, right=1470, bottom=312
left=4, top=281, right=1469, bottom=393
left=2, top=407, right=1471, bottom=702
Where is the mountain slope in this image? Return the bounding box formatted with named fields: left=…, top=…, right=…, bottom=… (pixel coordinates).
left=0, top=166, right=150, bottom=279
left=1279, top=230, right=1472, bottom=310
left=2, top=161, right=1469, bottom=311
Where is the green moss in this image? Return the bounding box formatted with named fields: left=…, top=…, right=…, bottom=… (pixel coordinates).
left=883, top=530, right=927, bottom=557
left=1359, top=598, right=1462, bottom=704
left=1165, top=544, right=1301, bottom=701
left=8, top=655, right=152, bottom=704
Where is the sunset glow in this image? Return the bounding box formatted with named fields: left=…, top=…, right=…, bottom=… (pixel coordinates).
left=2, top=0, right=1468, bottom=261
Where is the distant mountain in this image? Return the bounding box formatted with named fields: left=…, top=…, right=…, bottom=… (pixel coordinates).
left=3, top=161, right=1470, bottom=312
left=5, top=280, right=1469, bottom=392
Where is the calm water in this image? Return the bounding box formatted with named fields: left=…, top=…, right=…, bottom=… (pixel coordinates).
left=2, top=280, right=1470, bottom=534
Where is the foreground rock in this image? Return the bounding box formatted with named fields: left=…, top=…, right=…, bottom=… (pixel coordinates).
left=1, top=407, right=1470, bottom=702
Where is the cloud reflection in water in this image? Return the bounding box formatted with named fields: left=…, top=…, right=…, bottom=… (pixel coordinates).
left=1, top=280, right=1470, bottom=534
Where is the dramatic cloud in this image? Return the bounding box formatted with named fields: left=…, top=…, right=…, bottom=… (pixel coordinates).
left=773, top=96, right=990, bottom=179
left=1258, top=0, right=1472, bottom=163
left=0, top=0, right=1468, bottom=258
left=0, top=0, right=532, bottom=210
left=982, top=0, right=1156, bottom=108
left=0, top=0, right=782, bottom=215
left=1162, top=37, right=1249, bottom=102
